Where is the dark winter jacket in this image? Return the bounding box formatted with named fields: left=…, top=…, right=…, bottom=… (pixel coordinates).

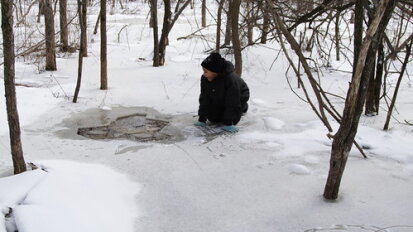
left=198, top=61, right=250, bottom=125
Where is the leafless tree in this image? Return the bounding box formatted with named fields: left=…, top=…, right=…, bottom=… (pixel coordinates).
left=324, top=0, right=396, bottom=200
left=45, top=0, right=57, bottom=70
left=82, top=0, right=88, bottom=57
left=201, top=0, right=206, bottom=27
left=231, top=0, right=242, bottom=75
left=150, top=0, right=160, bottom=66
left=101, top=0, right=108, bottom=90
left=1, top=0, right=27, bottom=174
left=216, top=0, right=225, bottom=52
left=153, top=0, right=192, bottom=66
left=73, top=0, right=87, bottom=103
left=59, top=0, right=69, bottom=52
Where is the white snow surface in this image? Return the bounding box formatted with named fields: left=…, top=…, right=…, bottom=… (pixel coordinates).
left=0, top=161, right=139, bottom=232
left=0, top=1, right=413, bottom=232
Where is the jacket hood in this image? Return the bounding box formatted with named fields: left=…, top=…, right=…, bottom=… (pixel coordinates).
left=222, top=61, right=235, bottom=75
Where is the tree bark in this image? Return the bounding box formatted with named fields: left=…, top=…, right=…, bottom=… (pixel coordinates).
left=101, top=0, right=108, bottom=90
left=73, top=0, right=86, bottom=103
left=45, top=0, right=57, bottom=71
left=156, top=0, right=191, bottom=66
left=38, top=0, right=45, bottom=23
left=1, top=0, right=27, bottom=174
left=335, top=11, right=340, bottom=61
left=216, top=0, right=225, bottom=52
left=231, top=0, right=242, bottom=76
left=81, top=0, right=88, bottom=57
left=260, top=0, right=269, bottom=44
left=158, top=0, right=172, bottom=66
left=353, top=0, right=364, bottom=74
left=224, top=2, right=231, bottom=46
left=59, top=0, right=69, bottom=52
left=324, top=0, right=396, bottom=200
left=150, top=0, right=160, bottom=66
left=246, top=0, right=254, bottom=46
left=201, top=0, right=206, bottom=27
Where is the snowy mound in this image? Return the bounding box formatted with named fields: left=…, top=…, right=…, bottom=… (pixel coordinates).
left=0, top=161, right=140, bottom=232
left=263, top=117, right=285, bottom=130
left=288, top=164, right=311, bottom=175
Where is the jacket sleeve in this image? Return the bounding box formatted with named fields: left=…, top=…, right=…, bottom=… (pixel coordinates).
left=240, top=78, right=250, bottom=103
left=222, top=77, right=241, bottom=125
left=198, top=77, right=209, bottom=122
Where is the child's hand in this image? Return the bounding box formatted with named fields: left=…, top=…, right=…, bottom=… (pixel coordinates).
left=223, top=125, right=239, bottom=133
left=194, top=121, right=206, bottom=127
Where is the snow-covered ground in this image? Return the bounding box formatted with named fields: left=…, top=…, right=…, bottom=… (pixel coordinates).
left=1, top=2, right=413, bottom=231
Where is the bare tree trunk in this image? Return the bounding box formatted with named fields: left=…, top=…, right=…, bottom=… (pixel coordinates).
left=383, top=40, right=412, bottom=130
left=201, top=0, right=206, bottom=27
left=324, top=0, right=396, bottom=200
left=93, top=10, right=101, bottom=34
left=231, top=0, right=242, bottom=75
left=38, top=0, right=45, bottom=23
left=73, top=0, right=86, bottom=103
left=335, top=11, right=340, bottom=61
left=101, top=0, right=108, bottom=90
left=352, top=0, right=364, bottom=74
left=260, top=0, right=269, bottom=44
left=81, top=0, right=88, bottom=57
left=45, top=0, right=57, bottom=70
left=158, top=0, right=172, bottom=66
left=150, top=0, right=160, bottom=66
left=1, top=0, right=27, bottom=174
left=157, top=0, right=191, bottom=66
left=216, top=0, right=225, bottom=52
left=365, top=35, right=385, bottom=116
left=224, top=3, right=231, bottom=46
left=247, top=0, right=254, bottom=46
left=59, top=0, right=69, bottom=52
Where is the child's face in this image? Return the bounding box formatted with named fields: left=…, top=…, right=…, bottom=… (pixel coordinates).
left=202, top=68, right=218, bottom=82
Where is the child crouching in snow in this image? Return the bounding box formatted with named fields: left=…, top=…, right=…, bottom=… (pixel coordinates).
left=194, top=53, right=250, bottom=133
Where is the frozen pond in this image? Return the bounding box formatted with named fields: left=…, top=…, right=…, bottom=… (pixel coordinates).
left=55, top=106, right=186, bottom=143
left=55, top=106, right=226, bottom=144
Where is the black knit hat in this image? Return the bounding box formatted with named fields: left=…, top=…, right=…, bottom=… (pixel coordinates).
left=201, top=53, right=225, bottom=73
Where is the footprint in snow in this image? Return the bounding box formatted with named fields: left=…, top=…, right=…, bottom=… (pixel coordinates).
left=213, top=153, right=227, bottom=159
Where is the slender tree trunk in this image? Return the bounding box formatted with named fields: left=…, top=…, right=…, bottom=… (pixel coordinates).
left=1, top=0, right=27, bottom=174
left=45, top=0, right=57, bottom=70
left=324, top=0, right=396, bottom=200
left=81, top=0, right=88, bottom=57
left=247, top=0, right=254, bottom=46
left=353, top=0, right=364, bottom=74
left=101, top=0, right=108, bottom=90
left=94, top=10, right=101, bottom=34
left=224, top=3, right=231, bottom=46
left=383, top=40, right=412, bottom=130
left=150, top=0, right=160, bottom=66
left=157, top=0, right=191, bottom=66
left=216, top=0, right=225, bottom=52
left=201, top=0, right=206, bottom=27
left=59, top=0, right=69, bottom=52
left=158, top=0, right=172, bottom=66
left=335, top=11, right=340, bottom=61
left=231, top=0, right=242, bottom=75
left=365, top=35, right=385, bottom=116
left=73, top=0, right=86, bottom=103
left=374, top=40, right=385, bottom=113
left=260, top=0, right=269, bottom=44
left=38, top=0, right=45, bottom=23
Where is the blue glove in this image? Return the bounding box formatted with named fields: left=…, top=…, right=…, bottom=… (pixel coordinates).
left=194, top=121, right=206, bottom=127
left=223, top=125, right=239, bottom=133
